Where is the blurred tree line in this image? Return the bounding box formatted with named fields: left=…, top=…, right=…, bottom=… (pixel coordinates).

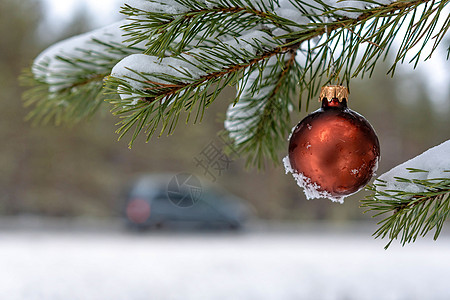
left=0, top=0, right=449, bottom=221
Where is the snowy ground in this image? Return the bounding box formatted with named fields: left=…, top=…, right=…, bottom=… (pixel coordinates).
left=0, top=219, right=449, bottom=300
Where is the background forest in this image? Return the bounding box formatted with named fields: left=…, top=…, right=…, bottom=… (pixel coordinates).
left=0, top=0, right=449, bottom=221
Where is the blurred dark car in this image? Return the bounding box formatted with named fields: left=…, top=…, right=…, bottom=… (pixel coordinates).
left=123, top=173, right=252, bottom=230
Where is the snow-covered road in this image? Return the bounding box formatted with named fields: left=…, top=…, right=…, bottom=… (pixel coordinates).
left=0, top=222, right=449, bottom=300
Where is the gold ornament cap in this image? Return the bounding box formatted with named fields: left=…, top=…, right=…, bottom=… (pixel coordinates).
left=319, top=85, right=349, bottom=103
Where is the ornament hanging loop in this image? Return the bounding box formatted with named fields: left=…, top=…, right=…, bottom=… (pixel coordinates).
left=325, top=22, right=339, bottom=84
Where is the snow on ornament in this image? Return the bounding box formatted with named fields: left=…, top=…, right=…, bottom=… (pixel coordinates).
left=284, top=85, right=380, bottom=203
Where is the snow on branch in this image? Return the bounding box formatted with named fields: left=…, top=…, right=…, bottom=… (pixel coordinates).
left=32, top=20, right=142, bottom=92
left=362, top=140, right=450, bottom=248
left=124, top=0, right=189, bottom=14
left=110, top=29, right=277, bottom=98
left=376, top=140, right=450, bottom=197
left=24, top=20, right=147, bottom=124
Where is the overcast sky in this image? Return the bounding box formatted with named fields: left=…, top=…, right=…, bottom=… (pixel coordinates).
left=42, top=0, right=123, bottom=27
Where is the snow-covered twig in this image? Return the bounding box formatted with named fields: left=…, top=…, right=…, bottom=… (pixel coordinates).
left=362, top=140, right=450, bottom=248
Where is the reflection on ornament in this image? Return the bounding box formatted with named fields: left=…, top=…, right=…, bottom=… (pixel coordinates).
left=284, top=85, right=380, bottom=203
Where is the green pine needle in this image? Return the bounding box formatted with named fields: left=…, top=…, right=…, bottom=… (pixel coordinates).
left=362, top=169, right=450, bottom=249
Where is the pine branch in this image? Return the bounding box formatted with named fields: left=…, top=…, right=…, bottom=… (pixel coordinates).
left=21, top=69, right=109, bottom=125
left=225, top=51, right=300, bottom=168
left=121, top=0, right=295, bottom=55
left=22, top=0, right=450, bottom=167
left=362, top=169, right=450, bottom=249
left=18, top=0, right=450, bottom=251
left=108, top=0, right=450, bottom=164
left=105, top=33, right=288, bottom=146
left=289, top=0, right=449, bottom=106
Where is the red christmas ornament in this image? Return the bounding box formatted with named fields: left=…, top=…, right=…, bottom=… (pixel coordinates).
left=284, top=85, right=380, bottom=203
